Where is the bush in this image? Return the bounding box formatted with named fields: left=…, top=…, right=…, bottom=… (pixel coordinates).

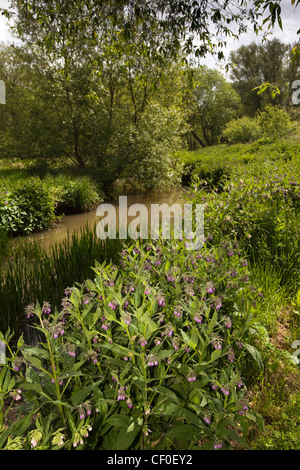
left=0, top=238, right=264, bottom=450
left=222, top=116, right=262, bottom=144
left=0, top=178, right=56, bottom=235
left=257, top=105, right=299, bottom=140
left=124, top=103, right=187, bottom=191
left=46, top=175, right=102, bottom=215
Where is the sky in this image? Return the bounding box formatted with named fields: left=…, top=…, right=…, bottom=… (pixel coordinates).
left=0, top=0, right=299, bottom=70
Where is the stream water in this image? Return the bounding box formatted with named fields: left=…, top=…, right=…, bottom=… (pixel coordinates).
left=20, top=188, right=190, bottom=251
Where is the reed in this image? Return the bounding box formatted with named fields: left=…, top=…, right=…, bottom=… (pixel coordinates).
left=0, top=223, right=123, bottom=335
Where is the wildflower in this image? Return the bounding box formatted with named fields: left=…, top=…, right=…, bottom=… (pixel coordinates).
left=154, top=338, right=161, bottom=346
left=214, top=441, right=223, bottom=450
left=156, top=294, right=165, bottom=307
left=64, top=287, right=72, bottom=297
left=174, top=305, right=183, bottom=318
left=144, top=285, right=151, bottom=295
left=13, top=357, right=22, bottom=371
left=66, top=343, right=76, bottom=357
left=194, top=312, right=203, bottom=324
left=212, top=382, right=218, bottom=391
left=108, top=300, right=118, bottom=310
left=25, top=303, right=35, bottom=319
left=126, top=398, right=133, bottom=409
left=139, top=337, right=148, bottom=347
left=214, top=297, right=222, bottom=310
left=86, top=349, right=98, bottom=364
left=147, top=355, right=159, bottom=366
left=204, top=414, right=211, bottom=425
left=172, top=338, right=180, bottom=350
left=221, top=384, right=230, bottom=396
left=82, top=295, right=90, bottom=305
left=112, top=375, right=118, bottom=382
left=167, top=270, right=176, bottom=282
left=84, top=402, right=92, bottom=416
left=144, top=262, right=152, bottom=271
left=227, top=347, right=235, bottom=363
left=206, top=281, right=215, bottom=294
left=73, top=431, right=84, bottom=448
left=211, top=335, right=223, bottom=350
left=223, top=316, right=232, bottom=328
left=185, top=286, right=195, bottom=296
left=101, top=321, right=111, bottom=331
left=237, top=380, right=243, bottom=388
left=41, top=301, right=51, bottom=314
left=123, top=313, right=132, bottom=325
left=52, top=431, right=65, bottom=447
left=117, top=388, right=126, bottom=401
left=29, top=430, right=43, bottom=449
left=9, top=389, right=22, bottom=401
left=164, top=325, right=173, bottom=337
left=52, top=322, right=64, bottom=338
left=187, top=371, right=196, bottom=382
left=78, top=405, right=86, bottom=420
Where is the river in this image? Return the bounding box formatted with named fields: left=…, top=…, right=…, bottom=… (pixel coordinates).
left=19, top=188, right=190, bottom=251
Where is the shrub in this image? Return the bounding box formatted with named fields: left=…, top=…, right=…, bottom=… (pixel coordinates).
left=0, top=238, right=264, bottom=450
left=0, top=178, right=56, bottom=235
left=222, top=116, right=262, bottom=144
left=46, top=176, right=102, bottom=215
left=257, top=105, right=299, bottom=140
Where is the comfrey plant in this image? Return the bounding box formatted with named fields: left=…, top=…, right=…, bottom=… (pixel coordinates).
left=0, top=237, right=264, bottom=450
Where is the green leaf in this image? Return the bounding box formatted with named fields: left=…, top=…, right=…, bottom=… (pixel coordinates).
left=113, top=415, right=144, bottom=450
left=244, top=343, right=264, bottom=370
left=163, top=423, right=200, bottom=441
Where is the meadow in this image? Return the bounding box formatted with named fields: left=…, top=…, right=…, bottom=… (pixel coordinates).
left=0, top=137, right=299, bottom=450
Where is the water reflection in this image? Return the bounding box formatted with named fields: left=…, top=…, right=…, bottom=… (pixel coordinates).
left=21, top=188, right=190, bottom=251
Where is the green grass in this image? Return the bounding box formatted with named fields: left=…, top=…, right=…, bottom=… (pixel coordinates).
left=0, top=223, right=123, bottom=335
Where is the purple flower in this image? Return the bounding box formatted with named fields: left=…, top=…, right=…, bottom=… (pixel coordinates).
left=194, top=313, right=202, bottom=324
left=157, top=295, right=165, bottom=306
left=214, top=441, right=223, bottom=450
left=42, top=302, right=51, bottom=314
left=139, top=337, right=147, bottom=347
left=126, top=398, right=133, bottom=409
left=108, top=300, right=119, bottom=310
left=117, top=388, right=126, bottom=401
left=148, top=355, right=159, bottom=366
left=204, top=414, right=211, bottom=425
left=221, top=385, right=230, bottom=396
left=206, top=281, right=215, bottom=294
left=223, top=316, right=232, bottom=328
left=123, top=314, right=131, bottom=325
left=174, top=305, right=182, bottom=318
left=187, top=371, right=196, bottom=382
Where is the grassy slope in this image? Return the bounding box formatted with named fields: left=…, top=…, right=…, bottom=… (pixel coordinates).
left=178, top=139, right=300, bottom=449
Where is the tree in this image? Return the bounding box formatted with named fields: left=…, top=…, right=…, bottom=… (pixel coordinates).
left=2, top=1, right=299, bottom=66
left=184, top=66, right=241, bottom=147
left=229, top=39, right=292, bottom=116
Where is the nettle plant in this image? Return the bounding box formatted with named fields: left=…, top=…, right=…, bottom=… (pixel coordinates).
left=0, top=238, right=264, bottom=450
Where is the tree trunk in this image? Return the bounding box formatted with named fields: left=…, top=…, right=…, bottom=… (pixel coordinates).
left=191, top=130, right=206, bottom=147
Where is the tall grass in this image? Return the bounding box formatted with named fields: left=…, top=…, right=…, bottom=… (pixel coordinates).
left=0, top=223, right=123, bottom=336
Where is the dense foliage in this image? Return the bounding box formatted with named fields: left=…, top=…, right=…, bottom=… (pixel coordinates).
left=0, top=235, right=266, bottom=450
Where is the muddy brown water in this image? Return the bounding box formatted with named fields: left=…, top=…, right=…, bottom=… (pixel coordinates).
left=19, top=188, right=190, bottom=251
